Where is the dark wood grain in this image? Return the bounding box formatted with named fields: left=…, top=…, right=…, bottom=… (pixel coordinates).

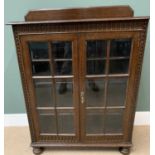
left=25, top=6, right=133, bottom=21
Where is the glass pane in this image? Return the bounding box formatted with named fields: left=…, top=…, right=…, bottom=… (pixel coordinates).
left=55, top=79, right=73, bottom=107
left=107, top=78, right=127, bottom=107
left=34, top=79, right=54, bottom=107
left=29, top=42, right=49, bottom=59
left=109, top=59, right=129, bottom=74
left=32, top=62, right=51, bottom=76
left=86, top=111, right=104, bottom=134
left=86, top=79, right=105, bottom=107
left=86, top=40, right=106, bottom=75
left=87, top=60, right=105, bottom=75
left=110, top=39, right=131, bottom=57
left=58, top=112, right=75, bottom=134
left=54, top=61, right=72, bottom=75
left=105, top=109, right=124, bottom=134
left=87, top=40, right=107, bottom=58
left=38, top=113, right=56, bottom=134
left=52, top=41, right=72, bottom=59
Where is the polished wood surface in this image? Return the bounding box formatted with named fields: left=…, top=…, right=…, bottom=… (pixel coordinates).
left=25, top=6, right=133, bottom=21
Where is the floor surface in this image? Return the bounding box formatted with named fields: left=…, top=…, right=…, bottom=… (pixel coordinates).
left=4, top=126, right=149, bottom=155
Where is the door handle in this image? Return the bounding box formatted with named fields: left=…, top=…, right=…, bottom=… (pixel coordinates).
left=80, top=91, right=85, bottom=104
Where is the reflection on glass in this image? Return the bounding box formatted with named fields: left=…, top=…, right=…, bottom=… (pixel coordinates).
left=105, top=109, right=124, bottom=133
left=109, top=59, right=129, bottom=74
left=52, top=41, right=72, bottom=59
left=29, top=42, right=49, bottom=59
left=39, top=113, right=56, bottom=134
left=52, top=41, right=72, bottom=75
left=56, top=80, right=73, bottom=107
left=87, top=40, right=107, bottom=58
left=34, top=79, right=53, bottom=107
left=58, top=112, right=75, bottom=134
left=86, top=111, right=104, bottom=134
left=107, top=78, right=127, bottom=107
left=86, top=40, right=106, bottom=75
left=32, top=62, right=51, bottom=76
left=87, top=60, right=105, bottom=75
left=54, top=61, right=72, bottom=75
left=110, top=39, right=131, bottom=57
left=86, top=80, right=105, bottom=107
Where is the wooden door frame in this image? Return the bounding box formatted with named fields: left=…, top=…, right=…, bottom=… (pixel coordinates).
left=19, top=33, right=80, bottom=142
left=78, top=31, right=139, bottom=143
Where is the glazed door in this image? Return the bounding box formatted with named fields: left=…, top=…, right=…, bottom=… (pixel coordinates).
left=21, top=34, right=80, bottom=142
left=79, top=32, right=137, bottom=142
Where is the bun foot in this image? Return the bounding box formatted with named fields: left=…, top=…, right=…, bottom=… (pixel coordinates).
left=119, top=147, right=130, bottom=155
left=33, top=147, right=43, bottom=155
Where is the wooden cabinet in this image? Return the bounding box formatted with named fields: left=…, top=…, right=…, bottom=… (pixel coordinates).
left=10, top=6, right=149, bottom=155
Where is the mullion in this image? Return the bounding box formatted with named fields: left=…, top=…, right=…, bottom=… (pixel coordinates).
left=104, top=40, right=111, bottom=106
left=32, top=59, right=50, bottom=62
left=103, top=40, right=111, bottom=134
left=85, top=74, right=129, bottom=79
left=54, top=58, right=72, bottom=61
left=32, top=76, right=74, bottom=80
left=109, top=56, right=130, bottom=60
left=87, top=58, right=106, bottom=61
left=86, top=106, right=125, bottom=110
left=48, top=42, right=59, bottom=135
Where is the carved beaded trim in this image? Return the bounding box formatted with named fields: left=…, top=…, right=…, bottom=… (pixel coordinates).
left=85, top=135, right=123, bottom=143
left=39, top=136, right=77, bottom=143
left=13, top=28, right=36, bottom=142
left=14, top=20, right=148, bottom=35
left=127, top=30, right=147, bottom=140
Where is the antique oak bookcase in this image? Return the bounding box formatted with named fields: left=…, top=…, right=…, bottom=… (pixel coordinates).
left=10, top=6, right=149, bottom=155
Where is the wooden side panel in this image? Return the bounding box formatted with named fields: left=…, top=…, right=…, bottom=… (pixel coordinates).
left=25, top=6, right=134, bottom=21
